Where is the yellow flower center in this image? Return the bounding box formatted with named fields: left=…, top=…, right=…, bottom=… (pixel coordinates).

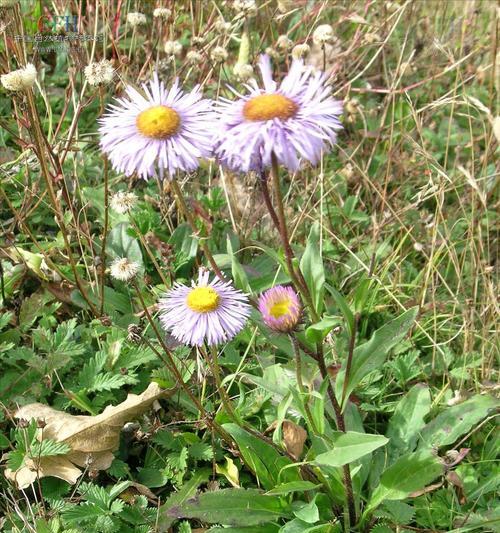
left=186, top=286, right=220, bottom=313
left=243, top=94, right=298, bottom=122
left=269, top=299, right=291, bottom=318
left=136, top=105, right=181, bottom=139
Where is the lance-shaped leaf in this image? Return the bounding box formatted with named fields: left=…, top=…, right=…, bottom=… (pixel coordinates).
left=335, top=307, right=418, bottom=408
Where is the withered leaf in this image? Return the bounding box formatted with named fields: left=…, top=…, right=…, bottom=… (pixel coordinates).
left=282, top=420, right=307, bottom=460
left=5, top=383, right=171, bottom=489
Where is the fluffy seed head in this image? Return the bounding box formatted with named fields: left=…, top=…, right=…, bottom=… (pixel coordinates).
left=110, top=191, right=137, bottom=214
left=1, top=63, right=37, bottom=91
left=210, top=46, right=228, bottom=63
left=84, top=59, right=114, bottom=86
left=214, top=18, right=231, bottom=33
left=233, top=0, right=257, bottom=17
left=110, top=257, right=140, bottom=282
left=127, top=12, right=147, bottom=27
left=264, top=46, right=280, bottom=59
left=164, top=40, right=183, bottom=56
left=276, top=35, right=293, bottom=51
left=186, top=50, right=203, bottom=65
left=258, top=286, right=301, bottom=333
left=233, top=62, right=254, bottom=81
left=191, top=36, right=205, bottom=47
left=291, top=43, right=310, bottom=60
left=312, top=24, right=334, bottom=45
left=153, top=7, right=171, bottom=19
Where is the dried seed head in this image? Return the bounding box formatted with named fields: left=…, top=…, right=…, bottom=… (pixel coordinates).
left=210, top=46, right=228, bottom=63
left=233, top=0, right=257, bottom=17
left=110, top=257, right=140, bottom=282
left=186, top=50, right=203, bottom=65
left=191, top=35, right=205, bottom=47
left=1, top=63, right=37, bottom=91
left=214, top=18, right=231, bottom=34
left=127, top=12, right=147, bottom=28
left=164, top=40, right=183, bottom=56
left=110, top=191, right=137, bottom=214
left=84, top=59, right=114, bottom=86
left=233, top=62, right=254, bottom=81
left=276, top=35, right=293, bottom=51
left=153, top=7, right=172, bottom=19
left=291, top=43, right=310, bottom=60
left=312, top=24, right=334, bottom=45
left=265, top=46, right=280, bottom=60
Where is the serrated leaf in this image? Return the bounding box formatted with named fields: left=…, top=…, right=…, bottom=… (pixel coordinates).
left=31, top=439, right=71, bottom=458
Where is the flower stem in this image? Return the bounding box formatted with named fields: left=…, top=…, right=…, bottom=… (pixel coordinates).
left=341, top=312, right=360, bottom=408
left=316, top=343, right=357, bottom=526
left=99, top=86, right=109, bottom=316
left=261, top=155, right=316, bottom=319
left=169, top=179, right=225, bottom=281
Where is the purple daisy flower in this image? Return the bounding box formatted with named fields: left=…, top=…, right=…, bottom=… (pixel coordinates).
left=158, top=269, right=251, bottom=346
left=214, top=54, right=343, bottom=173
left=258, top=285, right=301, bottom=333
left=99, top=73, right=215, bottom=179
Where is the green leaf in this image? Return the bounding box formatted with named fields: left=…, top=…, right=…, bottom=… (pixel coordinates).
left=299, top=222, right=325, bottom=315
left=223, top=423, right=301, bottom=490
left=325, top=284, right=354, bottom=337
left=227, top=237, right=251, bottom=293
left=293, top=497, right=319, bottom=523
left=335, top=307, right=418, bottom=408
left=418, top=394, right=498, bottom=449
left=313, top=432, right=389, bottom=467
left=164, top=488, right=291, bottom=526
left=208, top=525, right=279, bottom=533
left=0, top=433, right=10, bottom=449
left=107, top=222, right=144, bottom=272
left=382, top=500, right=415, bottom=525
left=31, top=439, right=71, bottom=458
left=386, top=384, right=431, bottom=453
left=158, top=469, right=211, bottom=530
left=364, top=450, right=443, bottom=516
left=305, top=316, right=342, bottom=343
left=266, top=481, right=321, bottom=496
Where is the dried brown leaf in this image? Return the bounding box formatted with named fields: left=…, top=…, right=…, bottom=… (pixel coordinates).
left=282, top=420, right=307, bottom=460
left=7, top=383, right=171, bottom=488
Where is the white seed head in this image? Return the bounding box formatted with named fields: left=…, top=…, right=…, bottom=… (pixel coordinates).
left=1, top=63, right=37, bottom=92
left=84, top=59, right=114, bottom=86
left=186, top=50, right=203, bottom=65
left=233, top=0, right=257, bottom=17
left=191, top=35, right=205, bottom=47
left=214, top=18, right=231, bottom=34
left=276, top=35, right=293, bottom=51
left=153, top=7, right=172, bottom=19
left=110, top=191, right=137, bottom=214
left=110, top=257, right=140, bottom=282
left=233, top=62, right=254, bottom=81
left=127, top=12, right=147, bottom=28
left=291, top=43, right=310, bottom=60
left=312, top=24, right=334, bottom=45
left=210, top=46, right=228, bottom=63
left=164, top=40, right=183, bottom=56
